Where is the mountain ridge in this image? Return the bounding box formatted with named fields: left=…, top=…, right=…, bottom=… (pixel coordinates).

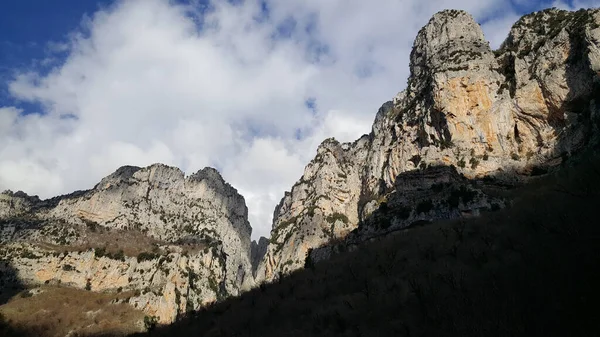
left=1, top=162, right=254, bottom=324
left=255, top=7, right=600, bottom=283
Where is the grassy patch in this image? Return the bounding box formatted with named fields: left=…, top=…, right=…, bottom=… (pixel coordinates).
left=325, top=213, right=349, bottom=224
left=36, top=226, right=165, bottom=259
left=0, top=286, right=145, bottom=337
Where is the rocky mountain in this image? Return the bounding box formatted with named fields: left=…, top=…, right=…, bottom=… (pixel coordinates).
left=1, top=7, right=600, bottom=335
left=0, top=164, right=254, bottom=323
left=256, top=8, right=600, bottom=283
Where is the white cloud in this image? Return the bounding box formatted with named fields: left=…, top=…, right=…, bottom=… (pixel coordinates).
left=552, top=0, right=600, bottom=10
left=0, top=107, right=20, bottom=134
left=0, top=0, right=582, bottom=238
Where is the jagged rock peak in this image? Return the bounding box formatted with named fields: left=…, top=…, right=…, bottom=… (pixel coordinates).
left=1, top=190, right=32, bottom=198
left=409, top=9, right=493, bottom=90
left=106, top=165, right=143, bottom=179
left=415, top=10, right=486, bottom=50
left=317, top=137, right=357, bottom=156
left=507, top=7, right=599, bottom=40
left=188, top=167, right=250, bottom=224
left=316, top=137, right=342, bottom=155
left=318, top=137, right=340, bottom=148
left=188, top=167, right=227, bottom=186
left=94, top=163, right=185, bottom=191
left=501, top=8, right=600, bottom=64
left=0, top=190, right=44, bottom=208
left=250, top=237, right=269, bottom=276
left=94, top=164, right=243, bottom=193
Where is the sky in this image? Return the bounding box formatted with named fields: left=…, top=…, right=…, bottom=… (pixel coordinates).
left=0, top=0, right=599, bottom=239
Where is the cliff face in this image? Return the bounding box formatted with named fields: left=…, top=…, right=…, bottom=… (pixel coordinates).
left=257, top=8, right=600, bottom=283
left=0, top=164, right=253, bottom=323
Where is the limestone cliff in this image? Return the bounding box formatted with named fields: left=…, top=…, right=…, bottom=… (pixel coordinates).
left=257, top=8, right=600, bottom=282
left=0, top=164, right=253, bottom=323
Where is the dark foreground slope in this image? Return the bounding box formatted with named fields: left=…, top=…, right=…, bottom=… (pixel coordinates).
left=127, top=156, right=600, bottom=336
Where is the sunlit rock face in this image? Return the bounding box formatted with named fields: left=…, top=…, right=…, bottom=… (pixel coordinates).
left=0, top=164, right=254, bottom=323
left=256, top=8, right=600, bottom=283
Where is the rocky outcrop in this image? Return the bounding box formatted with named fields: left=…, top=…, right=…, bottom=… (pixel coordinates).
left=0, top=243, right=226, bottom=323
left=255, top=137, right=370, bottom=281
left=250, top=237, right=269, bottom=277
left=257, top=8, right=600, bottom=282
left=0, top=164, right=254, bottom=323
left=308, top=165, right=508, bottom=264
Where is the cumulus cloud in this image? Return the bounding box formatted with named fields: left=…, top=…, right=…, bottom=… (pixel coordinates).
left=2, top=0, right=595, bottom=238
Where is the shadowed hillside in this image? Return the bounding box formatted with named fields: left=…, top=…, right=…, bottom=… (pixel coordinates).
left=121, top=153, right=600, bottom=337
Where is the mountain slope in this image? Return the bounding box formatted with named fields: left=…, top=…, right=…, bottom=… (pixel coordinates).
left=0, top=164, right=254, bottom=324
left=256, top=8, right=600, bottom=283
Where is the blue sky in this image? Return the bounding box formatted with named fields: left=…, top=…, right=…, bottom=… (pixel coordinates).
left=0, top=0, right=598, bottom=238
left=0, top=1, right=111, bottom=64
left=0, top=1, right=109, bottom=107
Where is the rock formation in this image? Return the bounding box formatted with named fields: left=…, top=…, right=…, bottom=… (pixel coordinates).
left=0, top=164, right=253, bottom=323
left=256, top=8, right=600, bottom=282
left=250, top=237, right=269, bottom=277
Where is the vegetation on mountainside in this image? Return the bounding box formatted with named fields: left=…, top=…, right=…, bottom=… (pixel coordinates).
left=0, top=286, right=144, bottom=337
left=32, top=224, right=167, bottom=259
